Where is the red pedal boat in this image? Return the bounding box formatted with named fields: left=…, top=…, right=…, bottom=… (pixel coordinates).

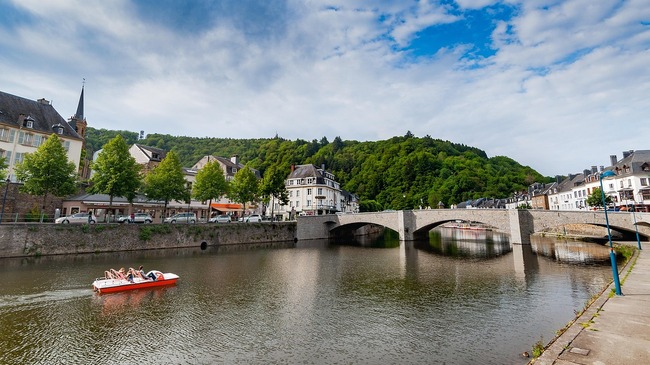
left=92, top=269, right=179, bottom=294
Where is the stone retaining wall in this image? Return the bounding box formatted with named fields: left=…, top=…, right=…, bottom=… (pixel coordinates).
left=0, top=222, right=297, bottom=258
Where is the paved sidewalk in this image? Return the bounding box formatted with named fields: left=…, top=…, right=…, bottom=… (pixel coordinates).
left=533, top=248, right=650, bottom=365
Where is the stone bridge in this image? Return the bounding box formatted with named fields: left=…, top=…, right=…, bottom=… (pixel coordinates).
left=296, top=210, right=650, bottom=244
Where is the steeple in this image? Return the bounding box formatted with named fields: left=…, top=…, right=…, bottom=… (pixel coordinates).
left=74, top=84, right=84, bottom=120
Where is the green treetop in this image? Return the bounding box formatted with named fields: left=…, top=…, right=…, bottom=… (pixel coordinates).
left=260, top=164, right=289, bottom=219
left=143, top=150, right=188, bottom=221
left=228, top=165, right=259, bottom=216
left=192, top=160, right=229, bottom=216
left=586, top=187, right=612, bottom=209
left=89, top=135, right=142, bottom=216
left=14, top=134, right=77, bottom=214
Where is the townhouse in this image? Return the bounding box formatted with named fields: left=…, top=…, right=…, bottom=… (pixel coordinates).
left=0, top=90, right=85, bottom=182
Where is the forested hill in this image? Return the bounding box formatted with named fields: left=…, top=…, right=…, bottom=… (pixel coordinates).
left=85, top=128, right=551, bottom=209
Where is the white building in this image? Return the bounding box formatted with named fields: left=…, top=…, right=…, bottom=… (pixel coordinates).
left=271, top=164, right=342, bottom=220
left=0, top=90, right=84, bottom=182
left=547, top=151, right=650, bottom=212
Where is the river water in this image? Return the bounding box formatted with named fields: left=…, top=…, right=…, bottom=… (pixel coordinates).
left=0, top=230, right=615, bottom=365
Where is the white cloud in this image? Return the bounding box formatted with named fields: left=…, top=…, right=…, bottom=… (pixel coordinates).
left=0, top=0, right=648, bottom=176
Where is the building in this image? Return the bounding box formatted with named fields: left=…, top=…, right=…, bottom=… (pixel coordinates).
left=546, top=150, right=650, bottom=212
left=270, top=164, right=341, bottom=220
left=190, top=155, right=261, bottom=217
left=191, top=155, right=260, bottom=181
left=0, top=90, right=84, bottom=182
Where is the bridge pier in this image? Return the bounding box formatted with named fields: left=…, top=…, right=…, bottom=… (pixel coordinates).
left=508, top=209, right=533, bottom=245
left=398, top=210, right=414, bottom=241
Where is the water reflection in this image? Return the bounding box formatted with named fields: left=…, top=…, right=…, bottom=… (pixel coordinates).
left=414, top=228, right=512, bottom=259
left=0, top=237, right=615, bottom=365
left=531, top=235, right=612, bottom=264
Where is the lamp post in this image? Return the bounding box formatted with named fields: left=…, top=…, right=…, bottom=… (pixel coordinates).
left=600, top=170, right=623, bottom=296
left=630, top=200, right=642, bottom=250
left=1, top=178, right=10, bottom=224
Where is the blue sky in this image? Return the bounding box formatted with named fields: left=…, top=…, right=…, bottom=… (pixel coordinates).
left=0, top=0, right=649, bottom=176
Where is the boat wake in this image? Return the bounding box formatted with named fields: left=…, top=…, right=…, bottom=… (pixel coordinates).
left=0, top=288, right=92, bottom=311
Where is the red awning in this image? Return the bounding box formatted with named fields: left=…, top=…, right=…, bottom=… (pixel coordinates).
left=211, top=203, right=243, bottom=212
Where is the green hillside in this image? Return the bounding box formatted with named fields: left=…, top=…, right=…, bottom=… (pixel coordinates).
left=85, top=128, right=551, bottom=209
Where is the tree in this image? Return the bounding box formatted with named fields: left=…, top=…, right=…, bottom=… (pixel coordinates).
left=586, top=188, right=612, bottom=209
left=260, top=165, right=289, bottom=220
left=143, top=151, right=188, bottom=221
left=0, top=156, right=7, bottom=181
left=14, top=134, right=77, bottom=215
left=88, top=135, right=142, bottom=219
left=192, top=160, right=229, bottom=217
left=228, top=165, right=259, bottom=217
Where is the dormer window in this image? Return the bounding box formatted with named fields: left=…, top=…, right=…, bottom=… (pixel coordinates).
left=23, top=116, right=35, bottom=128
left=52, top=124, right=64, bottom=135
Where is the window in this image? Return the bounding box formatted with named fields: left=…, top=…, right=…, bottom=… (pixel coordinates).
left=318, top=188, right=323, bottom=195
left=296, top=190, right=300, bottom=197
left=33, top=135, right=43, bottom=147
left=295, top=201, right=299, bottom=207
left=63, top=141, right=70, bottom=152
left=641, top=178, right=648, bottom=186
left=14, top=152, right=24, bottom=164
left=307, top=188, right=312, bottom=195
left=0, top=128, right=10, bottom=142
left=307, top=178, right=314, bottom=184
left=627, top=179, right=632, bottom=187
left=307, top=199, right=312, bottom=206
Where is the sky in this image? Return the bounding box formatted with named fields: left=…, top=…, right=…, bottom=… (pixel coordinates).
left=0, top=0, right=648, bottom=176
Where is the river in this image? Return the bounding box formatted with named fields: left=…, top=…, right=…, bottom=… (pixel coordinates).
left=0, top=229, right=615, bottom=365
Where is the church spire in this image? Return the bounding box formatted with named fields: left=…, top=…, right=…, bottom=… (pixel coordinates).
left=74, top=80, right=84, bottom=120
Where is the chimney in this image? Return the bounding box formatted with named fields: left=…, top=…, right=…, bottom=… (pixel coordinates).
left=321, top=163, right=326, bottom=171
left=555, top=175, right=562, bottom=183
left=591, top=166, right=597, bottom=174
left=230, top=155, right=239, bottom=165
left=600, top=166, right=604, bottom=172
left=37, top=98, right=50, bottom=105
left=622, top=150, right=632, bottom=159
left=290, top=164, right=295, bottom=173
left=610, top=155, right=617, bottom=166
left=583, top=169, right=590, bottom=177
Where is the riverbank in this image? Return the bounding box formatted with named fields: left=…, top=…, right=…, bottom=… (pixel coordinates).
left=531, top=244, right=648, bottom=364
left=0, top=223, right=297, bottom=258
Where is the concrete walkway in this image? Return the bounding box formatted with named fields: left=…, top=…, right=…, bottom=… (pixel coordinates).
left=533, top=247, right=650, bottom=365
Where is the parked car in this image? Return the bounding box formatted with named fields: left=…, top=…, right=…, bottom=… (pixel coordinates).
left=164, top=212, right=197, bottom=224
left=117, top=213, right=153, bottom=224
left=244, top=214, right=262, bottom=223
left=55, top=212, right=96, bottom=224
left=209, top=215, right=231, bottom=223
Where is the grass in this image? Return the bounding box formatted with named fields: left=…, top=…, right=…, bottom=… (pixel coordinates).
left=532, top=338, right=545, bottom=358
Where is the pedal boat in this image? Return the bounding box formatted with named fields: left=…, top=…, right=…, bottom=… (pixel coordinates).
left=92, top=270, right=179, bottom=294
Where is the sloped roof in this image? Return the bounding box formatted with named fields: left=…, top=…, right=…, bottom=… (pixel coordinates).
left=0, top=90, right=82, bottom=140
left=288, top=164, right=324, bottom=179
left=614, top=150, right=650, bottom=175
left=134, top=144, right=166, bottom=162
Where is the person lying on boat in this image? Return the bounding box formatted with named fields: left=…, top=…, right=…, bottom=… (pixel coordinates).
left=138, top=265, right=157, bottom=281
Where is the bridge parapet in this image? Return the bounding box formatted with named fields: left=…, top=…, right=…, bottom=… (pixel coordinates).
left=296, top=209, right=650, bottom=244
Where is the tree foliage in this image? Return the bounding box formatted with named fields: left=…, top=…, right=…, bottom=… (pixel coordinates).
left=586, top=187, right=612, bottom=209
left=0, top=156, right=7, bottom=182
left=228, top=165, right=259, bottom=215
left=143, top=151, right=188, bottom=219
left=260, top=164, right=290, bottom=218
left=192, top=160, right=229, bottom=210
left=86, top=128, right=552, bottom=210
left=14, top=134, right=77, bottom=212
left=89, top=135, right=142, bottom=211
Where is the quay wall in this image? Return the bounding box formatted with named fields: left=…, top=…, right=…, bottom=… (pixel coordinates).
left=0, top=223, right=297, bottom=258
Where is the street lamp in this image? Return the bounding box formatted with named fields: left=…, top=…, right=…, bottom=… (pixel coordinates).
left=1, top=178, right=10, bottom=224
left=600, top=170, right=623, bottom=296
left=630, top=200, right=642, bottom=250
